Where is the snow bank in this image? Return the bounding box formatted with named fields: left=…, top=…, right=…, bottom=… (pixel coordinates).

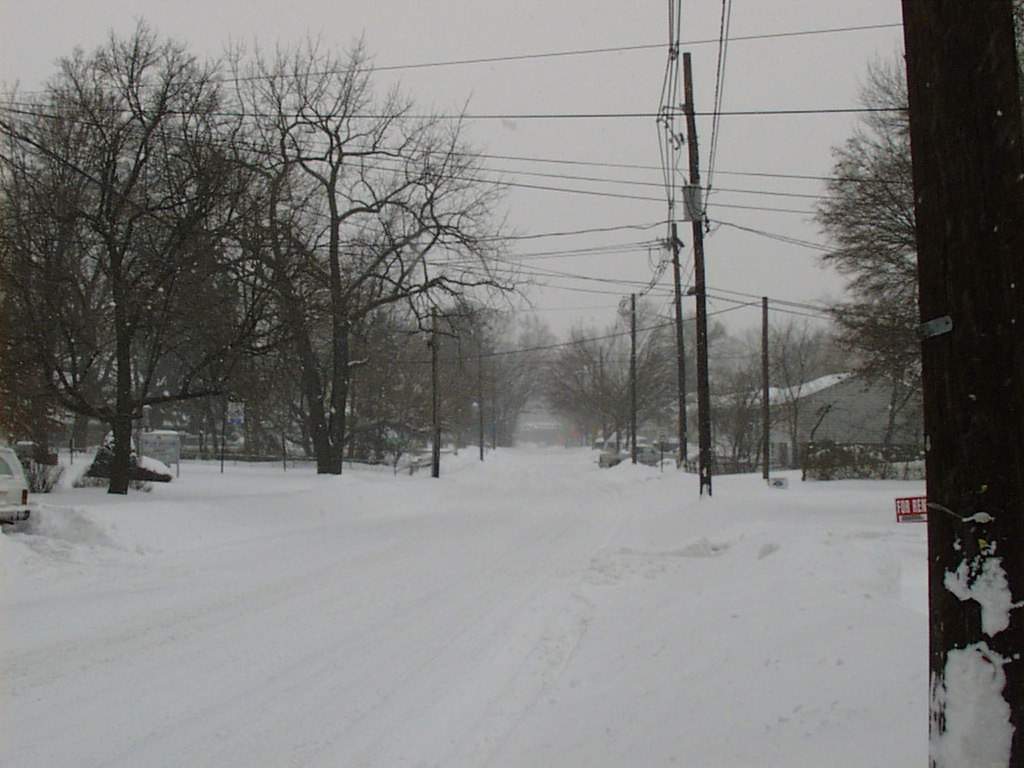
left=0, top=449, right=929, bottom=767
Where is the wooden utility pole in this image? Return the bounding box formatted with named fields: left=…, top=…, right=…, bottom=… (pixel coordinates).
left=430, top=309, right=441, bottom=478
left=630, top=293, right=638, bottom=465
left=902, top=1, right=1024, bottom=762
left=490, top=365, right=498, bottom=451
left=220, top=395, right=227, bottom=475
left=762, top=296, right=770, bottom=482
left=478, top=336, right=485, bottom=462
left=683, top=52, right=713, bottom=497
left=670, top=222, right=688, bottom=465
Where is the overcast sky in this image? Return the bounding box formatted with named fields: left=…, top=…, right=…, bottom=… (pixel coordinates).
left=1, top=0, right=905, bottom=339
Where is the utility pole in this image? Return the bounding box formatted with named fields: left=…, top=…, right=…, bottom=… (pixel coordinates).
left=220, top=395, right=227, bottom=474
left=630, top=293, right=638, bottom=465
left=430, top=308, right=441, bottom=478
left=670, top=222, right=688, bottom=466
left=490, top=355, right=498, bottom=451
left=762, top=296, right=770, bottom=482
left=683, top=52, right=713, bottom=497
left=657, top=0, right=687, bottom=472
left=478, top=335, right=485, bottom=462
left=902, top=1, right=1024, bottom=762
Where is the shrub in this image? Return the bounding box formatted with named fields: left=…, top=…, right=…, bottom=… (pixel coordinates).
left=24, top=461, right=64, bottom=493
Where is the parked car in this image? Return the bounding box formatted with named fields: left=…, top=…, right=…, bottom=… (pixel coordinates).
left=599, top=445, right=662, bottom=468
left=84, top=434, right=173, bottom=483
left=0, top=446, right=32, bottom=524
left=636, top=445, right=662, bottom=467
left=598, top=449, right=626, bottom=468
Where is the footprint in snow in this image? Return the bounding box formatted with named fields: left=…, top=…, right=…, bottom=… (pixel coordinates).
left=758, top=542, right=781, bottom=560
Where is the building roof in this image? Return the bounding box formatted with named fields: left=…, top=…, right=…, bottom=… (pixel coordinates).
left=767, top=373, right=852, bottom=405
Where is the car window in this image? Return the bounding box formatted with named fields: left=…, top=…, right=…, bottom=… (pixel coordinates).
left=0, top=456, right=13, bottom=476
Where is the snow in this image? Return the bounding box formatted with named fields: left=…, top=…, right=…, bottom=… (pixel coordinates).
left=930, top=643, right=1013, bottom=768
left=1, top=447, right=928, bottom=767
left=136, top=454, right=173, bottom=476
left=716, top=372, right=853, bottom=407
left=944, top=556, right=1016, bottom=636
left=767, top=372, right=852, bottom=405
left=938, top=544, right=1018, bottom=762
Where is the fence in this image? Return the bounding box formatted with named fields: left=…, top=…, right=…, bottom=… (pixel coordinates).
left=801, top=441, right=925, bottom=480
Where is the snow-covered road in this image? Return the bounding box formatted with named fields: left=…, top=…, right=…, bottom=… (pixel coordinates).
left=1, top=448, right=927, bottom=766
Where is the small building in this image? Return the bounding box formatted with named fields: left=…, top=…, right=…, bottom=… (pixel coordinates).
left=768, top=373, right=923, bottom=470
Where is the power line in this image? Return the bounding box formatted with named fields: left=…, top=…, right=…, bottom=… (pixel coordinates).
left=6, top=22, right=902, bottom=95
left=477, top=152, right=900, bottom=185
left=707, top=0, right=734, bottom=199
left=0, top=100, right=902, bottom=122
left=711, top=220, right=832, bottom=251
left=412, top=298, right=760, bottom=363
left=463, top=176, right=815, bottom=214
left=0, top=102, right=900, bottom=187
left=507, top=243, right=660, bottom=261
left=512, top=303, right=625, bottom=313
left=4, top=116, right=827, bottom=214
left=494, top=221, right=670, bottom=242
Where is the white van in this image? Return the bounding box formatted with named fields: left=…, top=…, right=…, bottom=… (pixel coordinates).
left=0, top=445, right=31, bottom=524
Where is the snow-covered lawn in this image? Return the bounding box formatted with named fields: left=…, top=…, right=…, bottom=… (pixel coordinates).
left=1, top=447, right=927, bottom=767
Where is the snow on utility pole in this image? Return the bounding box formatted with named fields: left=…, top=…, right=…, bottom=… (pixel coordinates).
left=901, top=1, right=1024, bottom=763
left=683, top=52, right=713, bottom=497
left=630, top=292, right=638, bottom=465
left=430, top=308, right=441, bottom=478
left=762, top=296, right=770, bottom=483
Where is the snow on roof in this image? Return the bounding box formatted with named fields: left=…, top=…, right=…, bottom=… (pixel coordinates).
left=712, top=372, right=853, bottom=408
left=767, top=372, right=852, bottom=405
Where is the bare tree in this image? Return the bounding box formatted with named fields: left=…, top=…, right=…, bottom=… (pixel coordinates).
left=544, top=302, right=675, bottom=448
left=0, top=24, right=263, bottom=492
left=234, top=40, right=510, bottom=474
left=769, top=320, right=843, bottom=468
left=711, top=350, right=763, bottom=470
left=487, top=315, right=555, bottom=447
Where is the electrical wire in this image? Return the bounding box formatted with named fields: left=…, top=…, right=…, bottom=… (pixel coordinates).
left=706, top=0, right=733, bottom=201
left=0, top=99, right=903, bottom=123
left=0, top=102, right=900, bottom=187
left=7, top=22, right=903, bottom=97
left=710, top=220, right=833, bottom=251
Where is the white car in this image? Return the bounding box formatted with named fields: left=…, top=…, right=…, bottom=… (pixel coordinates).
left=0, top=446, right=31, bottom=524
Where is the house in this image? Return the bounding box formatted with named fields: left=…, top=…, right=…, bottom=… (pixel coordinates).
left=768, top=373, right=923, bottom=469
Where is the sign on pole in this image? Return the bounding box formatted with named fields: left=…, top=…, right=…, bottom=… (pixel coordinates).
left=226, top=401, right=245, bottom=427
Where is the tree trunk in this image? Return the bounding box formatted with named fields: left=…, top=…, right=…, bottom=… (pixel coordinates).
left=108, top=261, right=133, bottom=495
left=325, top=319, right=349, bottom=475
left=311, top=414, right=334, bottom=474
left=108, top=412, right=133, bottom=495
left=787, top=406, right=801, bottom=470
left=882, top=378, right=902, bottom=449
